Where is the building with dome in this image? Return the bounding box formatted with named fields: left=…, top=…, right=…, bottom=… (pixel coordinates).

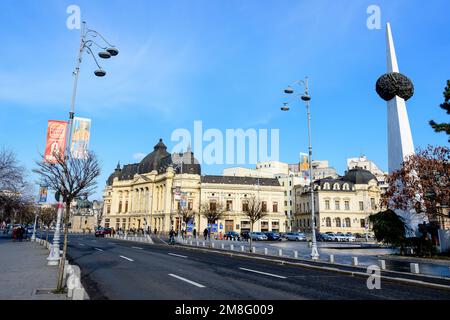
left=102, top=139, right=286, bottom=235
left=293, top=167, right=382, bottom=234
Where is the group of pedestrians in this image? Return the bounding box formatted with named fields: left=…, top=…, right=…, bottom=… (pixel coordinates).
left=11, top=225, right=27, bottom=242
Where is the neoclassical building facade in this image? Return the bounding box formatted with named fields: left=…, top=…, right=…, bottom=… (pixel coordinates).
left=293, top=168, right=382, bottom=234
left=102, top=139, right=286, bottom=234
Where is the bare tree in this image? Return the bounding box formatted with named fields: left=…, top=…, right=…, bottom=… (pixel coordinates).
left=200, top=201, right=224, bottom=247
left=243, top=196, right=267, bottom=252
left=0, top=147, right=29, bottom=224
left=178, top=207, right=195, bottom=236
left=382, top=145, right=449, bottom=228
left=33, top=151, right=101, bottom=292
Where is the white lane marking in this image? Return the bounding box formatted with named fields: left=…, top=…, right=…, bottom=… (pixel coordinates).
left=239, top=267, right=287, bottom=279
left=94, top=248, right=104, bottom=252
left=168, top=253, right=187, bottom=259
left=132, top=246, right=143, bottom=250
left=79, top=243, right=85, bottom=246
left=120, top=255, right=134, bottom=262
left=168, top=274, right=205, bottom=288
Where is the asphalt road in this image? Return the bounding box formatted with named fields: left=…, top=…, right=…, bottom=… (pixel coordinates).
left=65, top=234, right=450, bottom=300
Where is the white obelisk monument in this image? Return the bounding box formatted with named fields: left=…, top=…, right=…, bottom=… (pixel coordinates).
left=378, top=23, right=427, bottom=235
left=385, top=23, right=415, bottom=173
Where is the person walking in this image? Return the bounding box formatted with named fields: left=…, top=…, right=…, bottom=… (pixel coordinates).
left=169, top=228, right=175, bottom=245
left=203, top=228, right=208, bottom=241
left=193, top=228, right=197, bottom=239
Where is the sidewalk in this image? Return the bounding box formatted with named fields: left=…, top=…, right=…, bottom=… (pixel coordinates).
left=0, top=235, right=67, bottom=300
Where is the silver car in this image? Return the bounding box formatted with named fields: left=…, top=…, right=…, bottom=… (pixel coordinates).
left=284, top=232, right=306, bottom=241
left=249, top=232, right=268, bottom=241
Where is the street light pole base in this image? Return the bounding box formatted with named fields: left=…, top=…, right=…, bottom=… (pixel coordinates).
left=311, top=247, right=320, bottom=260
left=47, top=245, right=61, bottom=266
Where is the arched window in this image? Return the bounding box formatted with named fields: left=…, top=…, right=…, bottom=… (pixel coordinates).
left=345, top=218, right=351, bottom=228
left=343, top=184, right=349, bottom=191
left=324, top=183, right=330, bottom=190
left=326, top=217, right=331, bottom=227
left=333, top=183, right=340, bottom=190
left=335, top=218, right=341, bottom=228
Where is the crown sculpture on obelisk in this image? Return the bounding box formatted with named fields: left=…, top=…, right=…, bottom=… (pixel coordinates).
left=375, top=23, right=427, bottom=236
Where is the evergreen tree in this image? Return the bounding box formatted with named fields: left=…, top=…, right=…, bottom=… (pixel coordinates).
left=429, top=80, right=450, bottom=142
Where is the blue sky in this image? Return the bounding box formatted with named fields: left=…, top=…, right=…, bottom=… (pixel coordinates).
left=0, top=0, right=449, bottom=201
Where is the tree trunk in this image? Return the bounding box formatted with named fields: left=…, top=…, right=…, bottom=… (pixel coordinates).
left=56, top=203, right=70, bottom=291
left=249, top=222, right=253, bottom=252
left=208, top=221, right=212, bottom=248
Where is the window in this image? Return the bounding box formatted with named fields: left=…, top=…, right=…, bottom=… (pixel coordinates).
left=242, top=201, right=249, bottom=212
left=188, top=201, right=193, bottom=210
left=359, top=201, right=364, bottom=211
left=210, top=201, right=217, bottom=211
left=284, top=191, right=287, bottom=196
left=118, top=201, right=122, bottom=213
left=124, top=201, right=128, bottom=212
left=177, top=201, right=181, bottom=210
left=284, top=200, right=288, bottom=206
left=307, top=202, right=310, bottom=212
left=343, top=184, right=349, bottom=191
left=360, top=219, right=366, bottom=228
left=326, top=217, right=331, bottom=227
left=335, top=201, right=340, bottom=210
left=335, top=218, right=341, bottom=227
left=344, top=218, right=351, bottom=228
left=273, top=202, right=278, bottom=212
left=262, top=201, right=267, bottom=212
left=371, top=198, right=376, bottom=210
left=107, top=205, right=111, bottom=214
left=261, top=221, right=269, bottom=232
left=344, top=201, right=350, bottom=210
left=333, top=183, right=340, bottom=190
left=324, top=183, right=330, bottom=190
left=325, top=200, right=330, bottom=210
left=289, top=181, right=292, bottom=187
left=226, top=200, right=232, bottom=211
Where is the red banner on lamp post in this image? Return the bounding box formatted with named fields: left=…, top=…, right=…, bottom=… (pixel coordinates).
left=44, top=120, right=68, bottom=164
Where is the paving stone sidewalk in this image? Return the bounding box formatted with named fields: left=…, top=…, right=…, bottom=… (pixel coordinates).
left=0, top=235, right=67, bottom=300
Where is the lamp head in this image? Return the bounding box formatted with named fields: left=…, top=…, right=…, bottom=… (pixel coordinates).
left=281, top=103, right=289, bottom=111
left=284, top=86, right=294, bottom=94
left=94, top=69, right=106, bottom=77
left=98, top=51, right=112, bottom=59
left=106, top=47, right=119, bottom=56
left=301, top=94, right=311, bottom=101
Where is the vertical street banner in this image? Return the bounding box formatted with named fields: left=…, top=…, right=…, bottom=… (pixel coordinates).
left=44, top=120, right=68, bottom=163
left=38, top=186, right=48, bottom=203
left=71, top=117, right=91, bottom=159
left=299, top=152, right=310, bottom=182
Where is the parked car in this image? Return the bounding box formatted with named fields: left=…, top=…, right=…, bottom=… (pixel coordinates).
left=283, top=232, right=306, bottom=241
left=249, top=232, right=268, bottom=241
left=321, top=233, right=335, bottom=241
left=264, top=232, right=281, bottom=241
left=344, top=232, right=356, bottom=242
left=224, top=231, right=240, bottom=241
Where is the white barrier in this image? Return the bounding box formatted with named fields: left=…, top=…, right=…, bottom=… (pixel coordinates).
left=294, top=251, right=298, bottom=259
left=379, top=260, right=386, bottom=270
left=352, top=257, right=358, bottom=266
left=230, top=244, right=234, bottom=251
left=264, top=248, right=268, bottom=255
left=278, top=249, right=283, bottom=257
left=241, top=246, right=245, bottom=252
left=329, top=254, right=334, bottom=263
left=410, top=263, right=420, bottom=274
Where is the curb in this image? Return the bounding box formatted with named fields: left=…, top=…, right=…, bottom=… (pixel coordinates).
left=34, top=237, right=89, bottom=300
left=175, top=243, right=450, bottom=292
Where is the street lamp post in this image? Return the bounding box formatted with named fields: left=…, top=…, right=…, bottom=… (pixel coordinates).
left=31, top=204, right=40, bottom=242
left=281, top=77, right=320, bottom=260
left=47, top=21, right=119, bottom=266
